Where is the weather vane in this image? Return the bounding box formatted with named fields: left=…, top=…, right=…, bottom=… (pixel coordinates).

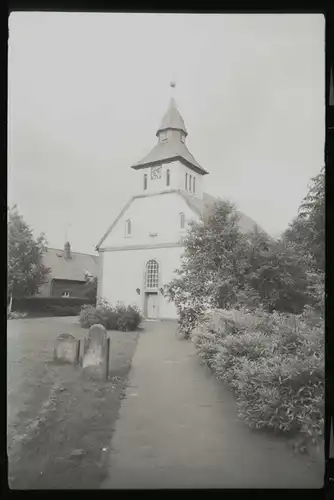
left=64, top=223, right=72, bottom=243
left=170, top=72, right=177, bottom=90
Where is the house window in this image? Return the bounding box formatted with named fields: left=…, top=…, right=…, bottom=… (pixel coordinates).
left=189, top=175, right=192, bottom=192
left=144, top=173, right=147, bottom=190
left=146, top=260, right=159, bottom=289
left=62, top=291, right=70, bottom=298
left=166, top=169, right=170, bottom=186
left=180, top=212, right=185, bottom=229
left=125, top=219, right=132, bottom=236
left=193, top=176, right=196, bottom=193
left=185, top=173, right=188, bottom=190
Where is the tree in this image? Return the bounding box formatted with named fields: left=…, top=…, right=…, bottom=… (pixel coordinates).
left=8, top=205, right=50, bottom=311
left=283, top=167, right=325, bottom=314
left=164, top=199, right=312, bottom=334
left=83, top=272, right=98, bottom=304
left=245, top=230, right=310, bottom=313
left=284, top=167, right=324, bottom=272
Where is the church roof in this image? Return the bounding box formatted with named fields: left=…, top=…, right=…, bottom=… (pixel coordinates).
left=131, top=139, right=208, bottom=175
left=43, top=248, right=99, bottom=281
left=181, top=191, right=268, bottom=236
left=156, top=97, right=188, bottom=136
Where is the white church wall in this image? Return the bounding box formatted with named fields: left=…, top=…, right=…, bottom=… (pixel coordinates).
left=100, top=192, right=198, bottom=249
left=100, top=245, right=183, bottom=319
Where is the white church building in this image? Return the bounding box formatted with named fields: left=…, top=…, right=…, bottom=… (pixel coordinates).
left=96, top=90, right=263, bottom=320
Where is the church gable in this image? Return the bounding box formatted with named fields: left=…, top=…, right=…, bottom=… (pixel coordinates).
left=97, top=191, right=198, bottom=250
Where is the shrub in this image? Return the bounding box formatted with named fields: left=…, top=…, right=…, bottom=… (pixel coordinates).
left=13, top=296, right=92, bottom=316
left=178, top=307, right=202, bottom=338
left=235, top=354, right=324, bottom=442
left=79, top=300, right=142, bottom=331
left=114, top=304, right=142, bottom=331
left=79, top=304, right=108, bottom=328
left=46, top=304, right=82, bottom=316
left=7, top=311, right=27, bottom=320
left=193, top=307, right=324, bottom=451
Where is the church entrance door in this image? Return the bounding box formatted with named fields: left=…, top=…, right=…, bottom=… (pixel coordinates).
left=146, top=292, right=158, bottom=319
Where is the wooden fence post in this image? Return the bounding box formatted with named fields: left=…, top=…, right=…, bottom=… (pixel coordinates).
left=105, top=337, right=110, bottom=381
left=76, top=340, right=80, bottom=364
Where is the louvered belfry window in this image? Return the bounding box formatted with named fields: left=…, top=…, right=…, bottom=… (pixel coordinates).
left=180, top=212, right=185, bottom=229
left=146, top=260, right=159, bottom=289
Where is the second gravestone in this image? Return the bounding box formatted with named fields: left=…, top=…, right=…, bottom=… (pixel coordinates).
left=82, top=324, right=110, bottom=380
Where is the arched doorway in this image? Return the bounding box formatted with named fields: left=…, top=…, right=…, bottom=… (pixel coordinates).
left=144, top=260, right=159, bottom=319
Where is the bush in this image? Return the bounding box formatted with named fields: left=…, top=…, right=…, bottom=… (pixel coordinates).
left=193, top=307, right=324, bottom=451
left=7, top=311, right=27, bottom=320
left=178, top=307, right=202, bottom=338
left=46, top=304, right=83, bottom=316
left=12, top=296, right=92, bottom=316
left=79, top=300, right=142, bottom=331
left=79, top=304, right=108, bottom=328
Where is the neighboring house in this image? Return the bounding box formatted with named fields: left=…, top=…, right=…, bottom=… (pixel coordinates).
left=96, top=92, right=267, bottom=320
left=39, top=242, right=99, bottom=298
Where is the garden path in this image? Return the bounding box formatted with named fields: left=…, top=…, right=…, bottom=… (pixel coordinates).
left=102, top=321, right=324, bottom=489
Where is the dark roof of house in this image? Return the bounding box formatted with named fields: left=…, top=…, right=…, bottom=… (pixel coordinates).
left=43, top=248, right=99, bottom=281
left=181, top=191, right=268, bottom=236
left=156, top=98, right=188, bottom=136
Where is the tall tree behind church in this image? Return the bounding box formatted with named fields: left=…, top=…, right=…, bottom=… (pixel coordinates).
left=284, top=167, right=324, bottom=272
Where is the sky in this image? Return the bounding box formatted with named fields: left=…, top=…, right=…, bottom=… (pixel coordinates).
left=8, top=12, right=325, bottom=254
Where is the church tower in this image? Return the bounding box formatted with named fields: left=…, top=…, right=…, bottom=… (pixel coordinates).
left=130, top=83, right=208, bottom=199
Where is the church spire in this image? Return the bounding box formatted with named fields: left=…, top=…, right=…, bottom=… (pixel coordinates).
left=156, top=81, right=188, bottom=137
left=131, top=81, right=208, bottom=176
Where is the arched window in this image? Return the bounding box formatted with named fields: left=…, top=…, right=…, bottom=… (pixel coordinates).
left=193, top=176, right=196, bottom=193
left=166, top=169, right=170, bottom=186
left=180, top=212, right=185, bottom=229
left=125, top=219, right=131, bottom=236
left=144, top=173, right=147, bottom=190
left=146, top=260, right=159, bottom=289
left=185, top=173, right=188, bottom=190
left=189, top=175, right=192, bottom=192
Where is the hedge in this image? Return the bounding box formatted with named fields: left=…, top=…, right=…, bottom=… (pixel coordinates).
left=12, top=296, right=92, bottom=316
left=192, top=306, right=324, bottom=453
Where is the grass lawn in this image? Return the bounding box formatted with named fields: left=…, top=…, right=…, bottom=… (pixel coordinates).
left=7, top=316, right=140, bottom=489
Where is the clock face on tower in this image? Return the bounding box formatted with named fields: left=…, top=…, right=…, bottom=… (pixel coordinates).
left=151, top=166, right=162, bottom=180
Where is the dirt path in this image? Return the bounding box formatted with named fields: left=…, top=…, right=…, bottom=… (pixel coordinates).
left=102, top=321, right=324, bottom=489
left=7, top=317, right=139, bottom=489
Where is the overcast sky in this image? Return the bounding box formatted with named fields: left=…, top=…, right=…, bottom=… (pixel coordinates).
left=8, top=12, right=324, bottom=254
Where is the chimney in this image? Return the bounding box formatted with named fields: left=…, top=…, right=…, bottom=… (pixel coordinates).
left=64, top=241, right=72, bottom=259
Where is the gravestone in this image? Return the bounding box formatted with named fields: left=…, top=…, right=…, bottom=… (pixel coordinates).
left=82, top=324, right=110, bottom=380
left=54, top=333, right=80, bottom=364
